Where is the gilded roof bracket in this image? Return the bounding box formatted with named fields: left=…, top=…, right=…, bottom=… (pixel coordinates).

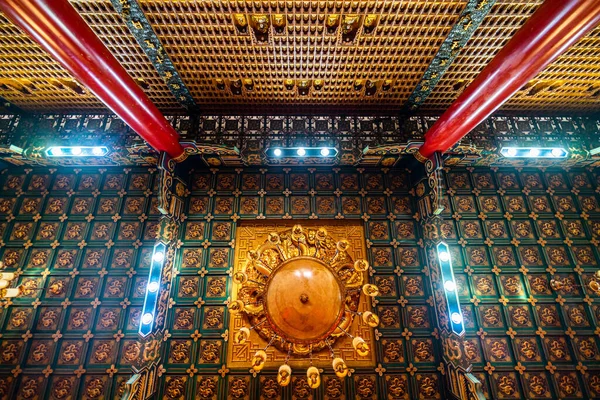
left=405, top=0, right=496, bottom=110
left=109, top=0, right=197, bottom=111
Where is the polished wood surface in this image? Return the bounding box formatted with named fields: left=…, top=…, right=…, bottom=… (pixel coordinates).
left=264, top=257, right=344, bottom=342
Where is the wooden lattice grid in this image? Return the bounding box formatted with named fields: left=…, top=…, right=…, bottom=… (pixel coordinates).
left=1, top=0, right=599, bottom=115
left=71, top=0, right=183, bottom=112
left=0, top=1, right=183, bottom=113
left=138, top=0, right=468, bottom=114
left=0, top=12, right=106, bottom=111
left=421, top=0, right=600, bottom=114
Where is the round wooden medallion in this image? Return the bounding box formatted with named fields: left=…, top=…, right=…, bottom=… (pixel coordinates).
left=264, top=256, right=345, bottom=342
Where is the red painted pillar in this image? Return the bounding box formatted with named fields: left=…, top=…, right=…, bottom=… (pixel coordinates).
left=0, top=0, right=185, bottom=159
left=417, top=0, right=600, bottom=160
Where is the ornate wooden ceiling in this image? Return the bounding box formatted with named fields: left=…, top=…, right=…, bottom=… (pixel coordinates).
left=0, top=0, right=599, bottom=115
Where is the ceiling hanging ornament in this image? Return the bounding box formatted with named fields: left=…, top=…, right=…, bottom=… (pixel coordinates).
left=229, top=224, right=379, bottom=388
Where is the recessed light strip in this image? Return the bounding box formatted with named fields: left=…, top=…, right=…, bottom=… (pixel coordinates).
left=500, top=147, right=567, bottom=158
left=139, top=242, right=167, bottom=337
left=437, top=242, right=465, bottom=337
left=269, top=147, right=338, bottom=158
left=46, top=146, right=109, bottom=157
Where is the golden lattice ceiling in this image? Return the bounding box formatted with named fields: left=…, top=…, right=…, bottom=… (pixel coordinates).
left=0, top=0, right=599, bottom=115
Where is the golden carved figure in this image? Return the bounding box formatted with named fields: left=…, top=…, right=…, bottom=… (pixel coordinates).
left=231, top=224, right=376, bottom=387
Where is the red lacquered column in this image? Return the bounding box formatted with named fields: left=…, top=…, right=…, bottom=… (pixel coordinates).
left=417, top=0, right=600, bottom=161
left=0, top=0, right=185, bottom=159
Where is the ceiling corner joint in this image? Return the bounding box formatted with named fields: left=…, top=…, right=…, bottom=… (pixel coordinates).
left=404, top=0, right=497, bottom=111
left=110, top=0, right=198, bottom=111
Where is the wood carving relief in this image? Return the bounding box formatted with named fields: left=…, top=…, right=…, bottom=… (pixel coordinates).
left=227, top=221, right=375, bottom=368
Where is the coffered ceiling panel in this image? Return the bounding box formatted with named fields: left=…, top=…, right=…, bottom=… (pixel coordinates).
left=0, top=1, right=183, bottom=113
left=0, top=12, right=105, bottom=111
left=0, top=0, right=599, bottom=115
left=138, top=0, right=468, bottom=114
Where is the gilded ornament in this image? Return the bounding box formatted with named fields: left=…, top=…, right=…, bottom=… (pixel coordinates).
left=186, top=223, right=204, bottom=239
left=500, top=174, right=517, bottom=188
left=207, top=277, right=226, bottom=297
left=380, top=307, right=399, bottom=327
left=30, top=342, right=49, bottom=363
left=5, top=176, right=22, bottom=189
left=532, top=197, right=549, bottom=212
left=404, top=277, right=423, bottom=295
left=383, top=340, right=403, bottom=362
left=343, top=198, right=360, bottom=213
left=464, top=340, right=478, bottom=361
left=130, top=175, right=147, bottom=190
left=325, top=376, right=344, bottom=398
left=203, top=307, right=223, bottom=329
left=252, top=349, right=267, bottom=371
left=104, top=175, right=122, bottom=189
left=197, top=377, right=217, bottom=399
left=331, top=357, right=348, bottom=378
left=179, top=278, right=198, bottom=296
left=352, top=337, right=370, bottom=357
left=457, top=197, right=473, bottom=212
left=31, top=250, right=49, bottom=267
left=80, top=175, right=96, bottom=189
left=21, top=199, right=40, bottom=213
left=519, top=340, right=538, bottom=361
left=123, top=341, right=141, bottom=363
left=367, top=197, right=384, bottom=213
left=507, top=197, right=524, bottom=212
left=20, top=378, right=40, bottom=399
left=568, top=306, right=586, bottom=325
left=60, top=343, right=81, bottom=363
left=40, top=309, right=59, bottom=328
left=293, top=378, right=311, bottom=398
left=38, top=223, right=57, bottom=239
left=1, top=343, right=19, bottom=363
left=558, top=374, right=577, bottom=396
left=418, top=376, right=438, bottom=398
left=408, top=307, right=427, bottom=327
left=576, top=338, right=597, bottom=359
left=510, top=307, right=529, bottom=326
left=482, top=197, right=499, bottom=212
left=565, top=221, right=582, bottom=236
left=355, top=376, right=376, bottom=399
left=165, top=377, right=186, bottom=399
left=469, top=249, right=486, bottom=265
left=482, top=307, right=501, bottom=326
left=496, top=374, right=516, bottom=396
left=277, top=364, right=292, bottom=386
left=212, top=223, right=230, bottom=240
left=170, top=341, right=190, bottom=363
left=93, top=342, right=113, bottom=362
left=548, top=339, right=567, bottom=360
left=325, top=15, right=340, bottom=34
left=463, top=221, right=480, bottom=238
left=52, top=377, right=73, bottom=399
left=414, top=340, right=433, bottom=361
left=200, top=341, right=220, bottom=363
left=12, top=223, right=31, bottom=240
left=306, top=366, right=321, bottom=389
left=387, top=376, right=407, bottom=397
left=502, top=276, right=521, bottom=294
left=538, top=305, right=558, bottom=326
left=475, top=276, right=493, bottom=294
left=241, top=198, right=258, bottom=214
left=362, top=284, right=379, bottom=297
left=582, top=196, right=597, bottom=211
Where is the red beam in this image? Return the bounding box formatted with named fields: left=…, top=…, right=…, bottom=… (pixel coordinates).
left=0, top=0, right=184, bottom=159
left=417, top=0, right=600, bottom=160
